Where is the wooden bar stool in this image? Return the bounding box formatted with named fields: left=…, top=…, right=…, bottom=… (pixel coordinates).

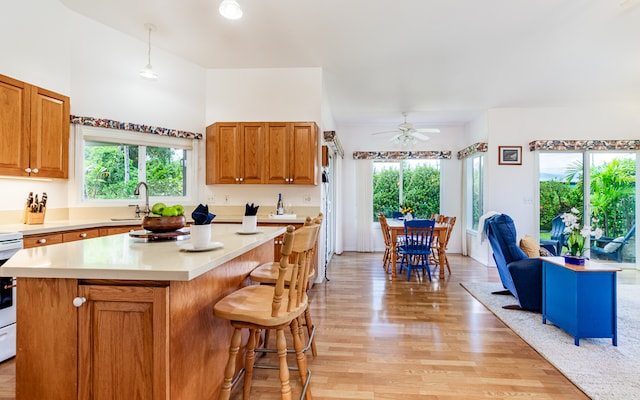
left=214, top=223, right=320, bottom=400
left=250, top=213, right=323, bottom=357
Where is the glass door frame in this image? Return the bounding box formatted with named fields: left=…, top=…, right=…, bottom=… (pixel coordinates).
left=535, top=150, right=638, bottom=268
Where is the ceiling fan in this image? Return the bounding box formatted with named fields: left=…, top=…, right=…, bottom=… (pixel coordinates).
left=371, top=112, right=440, bottom=145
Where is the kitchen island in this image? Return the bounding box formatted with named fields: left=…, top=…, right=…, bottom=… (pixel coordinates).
left=1, top=224, right=285, bottom=400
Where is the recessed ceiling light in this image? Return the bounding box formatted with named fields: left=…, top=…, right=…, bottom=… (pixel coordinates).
left=219, top=0, right=243, bottom=20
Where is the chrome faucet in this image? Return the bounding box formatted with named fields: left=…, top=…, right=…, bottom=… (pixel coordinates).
left=133, top=182, right=150, bottom=217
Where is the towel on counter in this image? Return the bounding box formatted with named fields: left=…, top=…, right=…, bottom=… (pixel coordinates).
left=245, top=203, right=259, bottom=216
left=192, top=204, right=216, bottom=225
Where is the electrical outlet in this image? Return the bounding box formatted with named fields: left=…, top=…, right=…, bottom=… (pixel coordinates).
left=224, top=195, right=229, bottom=204
left=303, top=194, right=311, bottom=203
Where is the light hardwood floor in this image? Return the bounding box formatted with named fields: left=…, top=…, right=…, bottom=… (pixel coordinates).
left=0, top=252, right=637, bottom=399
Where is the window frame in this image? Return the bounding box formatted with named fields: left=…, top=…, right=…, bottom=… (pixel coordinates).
left=372, top=159, right=441, bottom=220
left=75, top=125, right=198, bottom=206
left=465, top=153, right=484, bottom=232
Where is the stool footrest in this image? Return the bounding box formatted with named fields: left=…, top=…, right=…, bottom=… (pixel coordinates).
left=255, top=324, right=316, bottom=355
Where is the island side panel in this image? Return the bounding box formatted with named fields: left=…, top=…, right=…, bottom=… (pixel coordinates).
left=168, top=240, right=273, bottom=400
left=16, top=278, right=78, bottom=400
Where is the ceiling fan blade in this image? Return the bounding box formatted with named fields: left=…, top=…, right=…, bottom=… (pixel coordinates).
left=411, top=132, right=430, bottom=141
left=389, top=133, right=402, bottom=142
left=371, top=130, right=398, bottom=136
left=414, top=128, right=440, bottom=133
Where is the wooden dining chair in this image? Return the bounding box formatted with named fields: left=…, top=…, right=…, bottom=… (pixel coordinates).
left=214, top=223, right=320, bottom=400
left=430, top=216, right=456, bottom=274
left=398, top=219, right=436, bottom=281
left=249, top=213, right=323, bottom=357
left=378, top=213, right=393, bottom=272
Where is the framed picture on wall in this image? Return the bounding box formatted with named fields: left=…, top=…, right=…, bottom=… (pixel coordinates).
left=498, top=146, right=522, bottom=165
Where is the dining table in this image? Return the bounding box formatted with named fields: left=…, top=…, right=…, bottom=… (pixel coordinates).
left=387, top=219, right=448, bottom=280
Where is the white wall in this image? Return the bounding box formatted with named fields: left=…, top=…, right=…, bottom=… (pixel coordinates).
left=337, top=123, right=466, bottom=252
left=0, top=0, right=207, bottom=213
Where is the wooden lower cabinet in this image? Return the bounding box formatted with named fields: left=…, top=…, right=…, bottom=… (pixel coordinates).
left=78, top=285, right=169, bottom=400
left=15, top=241, right=273, bottom=400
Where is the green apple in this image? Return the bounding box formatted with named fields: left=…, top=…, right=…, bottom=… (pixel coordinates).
left=151, top=202, right=166, bottom=215
left=162, top=205, right=178, bottom=217
left=174, top=205, right=184, bottom=216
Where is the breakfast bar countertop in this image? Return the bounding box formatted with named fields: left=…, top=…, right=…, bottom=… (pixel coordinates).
left=0, top=224, right=285, bottom=281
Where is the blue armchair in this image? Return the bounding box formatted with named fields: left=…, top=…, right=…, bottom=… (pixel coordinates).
left=484, top=214, right=545, bottom=311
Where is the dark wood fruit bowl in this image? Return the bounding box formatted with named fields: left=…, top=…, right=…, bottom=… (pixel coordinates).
left=142, top=215, right=186, bottom=233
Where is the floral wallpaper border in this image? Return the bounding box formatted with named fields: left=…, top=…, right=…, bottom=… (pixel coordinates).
left=529, top=139, right=640, bottom=151
left=70, top=115, right=203, bottom=140
left=323, top=130, right=345, bottom=158
left=457, top=142, right=488, bottom=160
left=352, top=150, right=451, bottom=160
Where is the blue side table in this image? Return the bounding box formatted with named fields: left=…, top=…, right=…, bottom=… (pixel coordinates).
left=541, top=257, right=621, bottom=346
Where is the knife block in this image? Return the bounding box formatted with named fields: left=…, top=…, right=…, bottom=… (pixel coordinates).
left=24, top=207, right=46, bottom=225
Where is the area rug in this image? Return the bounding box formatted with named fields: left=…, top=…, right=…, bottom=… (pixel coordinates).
left=461, top=282, right=640, bottom=400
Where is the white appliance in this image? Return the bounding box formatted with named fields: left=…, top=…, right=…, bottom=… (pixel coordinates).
left=0, top=231, right=23, bottom=362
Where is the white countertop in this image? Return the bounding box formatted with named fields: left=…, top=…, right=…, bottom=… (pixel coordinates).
left=1, top=224, right=285, bottom=281
left=0, top=215, right=306, bottom=236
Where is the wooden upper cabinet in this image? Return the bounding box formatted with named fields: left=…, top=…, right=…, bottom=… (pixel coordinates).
left=0, top=74, right=69, bottom=179
left=265, top=121, right=318, bottom=185
left=206, top=120, right=317, bottom=185
left=0, top=74, right=30, bottom=177
left=206, top=122, right=266, bottom=184
left=30, top=86, right=70, bottom=179
left=264, top=122, right=290, bottom=184
left=240, top=122, right=266, bottom=184
left=289, top=122, right=318, bottom=185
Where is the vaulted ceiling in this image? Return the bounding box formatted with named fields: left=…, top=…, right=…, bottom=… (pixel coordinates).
left=60, top=0, right=640, bottom=129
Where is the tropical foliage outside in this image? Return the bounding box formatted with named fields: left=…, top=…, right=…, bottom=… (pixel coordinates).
left=373, top=161, right=440, bottom=220
left=84, top=141, right=185, bottom=200
left=540, top=157, right=635, bottom=239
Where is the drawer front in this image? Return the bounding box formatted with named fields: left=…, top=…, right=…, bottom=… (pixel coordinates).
left=62, top=228, right=100, bottom=242
left=100, top=225, right=141, bottom=236
left=23, top=233, right=64, bottom=248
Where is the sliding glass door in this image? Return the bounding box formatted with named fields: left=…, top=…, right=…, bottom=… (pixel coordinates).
left=588, top=152, right=636, bottom=263
left=539, top=151, right=637, bottom=266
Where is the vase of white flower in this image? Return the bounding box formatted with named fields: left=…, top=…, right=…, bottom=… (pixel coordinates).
left=561, top=207, right=603, bottom=265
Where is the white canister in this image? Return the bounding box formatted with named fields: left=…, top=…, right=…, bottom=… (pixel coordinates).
left=242, top=215, right=257, bottom=233
left=189, top=224, right=212, bottom=248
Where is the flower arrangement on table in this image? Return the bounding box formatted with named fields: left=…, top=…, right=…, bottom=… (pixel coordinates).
left=400, top=205, right=414, bottom=216
left=561, top=207, right=602, bottom=261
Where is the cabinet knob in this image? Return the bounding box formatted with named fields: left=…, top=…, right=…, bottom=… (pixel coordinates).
left=32, top=168, right=39, bottom=173
left=80, top=233, right=87, bottom=238
left=73, top=297, right=87, bottom=307
left=37, top=238, right=47, bottom=244
left=235, top=178, right=239, bottom=182
left=25, top=168, right=31, bottom=173
left=239, top=178, right=244, bottom=182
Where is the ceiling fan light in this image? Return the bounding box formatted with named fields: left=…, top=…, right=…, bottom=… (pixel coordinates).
left=219, top=0, right=243, bottom=19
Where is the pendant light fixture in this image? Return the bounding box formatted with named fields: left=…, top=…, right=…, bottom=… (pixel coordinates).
left=219, top=0, right=243, bottom=19
left=139, top=23, right=158, bottom=80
